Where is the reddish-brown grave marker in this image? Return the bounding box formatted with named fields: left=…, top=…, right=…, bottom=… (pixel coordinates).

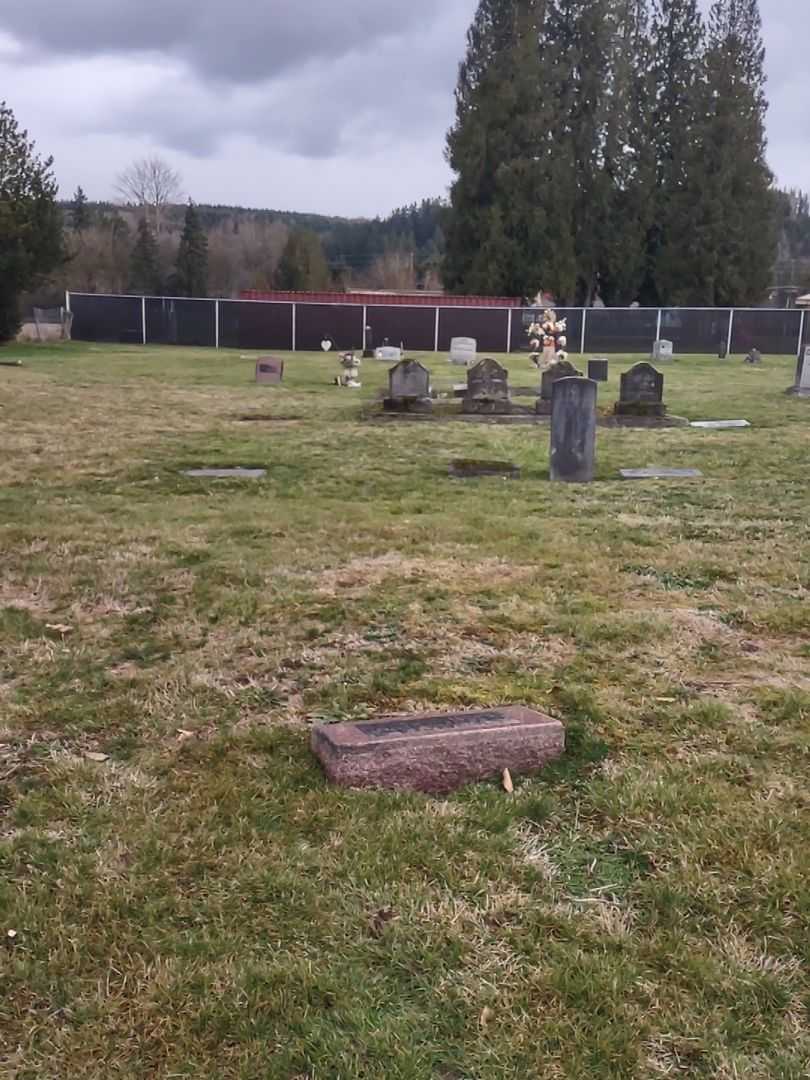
left=311, top=707, right=565, bottom=794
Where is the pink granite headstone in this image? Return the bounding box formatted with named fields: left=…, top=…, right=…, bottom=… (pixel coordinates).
left=311, top=706, right=565, bottom=794
left=255, top=357, right=284, bottom=384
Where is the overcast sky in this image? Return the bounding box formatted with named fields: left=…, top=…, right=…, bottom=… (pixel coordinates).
left=0, top=0, right=805, bottom=219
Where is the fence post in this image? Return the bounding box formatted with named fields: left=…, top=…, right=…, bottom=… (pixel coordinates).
left=65, top=291, right=71, bottom=313
left=141, top=297, right=146, bottom=346
left=291, top=304, right=297, bottom=352
left=656, top=309, right=663, bottom=342
left=726, top=309, right=735, bottom=357
left=214, top=300, right=220, bottom=349
left=362, top=305, right=367, bottom=352
left=506, top=308, right=513, bottom=353
left=580, top=308, right=587, bottom=355
left=434, top=307, right=440, bottom=353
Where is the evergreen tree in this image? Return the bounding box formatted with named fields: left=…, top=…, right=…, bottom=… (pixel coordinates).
left=0, top=101, right=64, bottom=341
left=174, top=201, right=208, bottom=297
left=129, top=217, right=162, bottom=295
left=275, top=229, right=331, bottom=290
left=645, top=0, right=705, bottom=303
left=444, top=0, right=578, bottom=300
left=688, top=0, right=773, bottom=305
left=71, top=185, right=92, bottom=232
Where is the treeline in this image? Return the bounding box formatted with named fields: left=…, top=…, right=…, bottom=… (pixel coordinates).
left=444, top=0, right=775, bottom=307
left=55, top=193, right=445, bottom=300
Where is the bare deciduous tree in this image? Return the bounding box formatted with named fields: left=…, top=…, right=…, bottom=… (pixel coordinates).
left=115, top=156, right=182, bottom=234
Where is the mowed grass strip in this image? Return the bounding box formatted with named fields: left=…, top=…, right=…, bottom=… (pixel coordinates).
left=1, top=343, right=809, bottom=1079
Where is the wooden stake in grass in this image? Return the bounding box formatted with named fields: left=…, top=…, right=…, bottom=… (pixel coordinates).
left=502, top=768, right=514, bottom=794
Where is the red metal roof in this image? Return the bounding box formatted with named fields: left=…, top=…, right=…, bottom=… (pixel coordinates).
left=239, top=289, right=522, bottom=308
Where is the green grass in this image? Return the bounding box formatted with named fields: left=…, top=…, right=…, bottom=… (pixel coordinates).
left=1, top=341, right=809, bottom=1078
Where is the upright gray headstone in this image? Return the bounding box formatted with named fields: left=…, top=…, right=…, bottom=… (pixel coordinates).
left=255, top=357, right=284, bottom=384
left=463, top=358, right=511, bottom=414
left=449, top=337, right=477, bottom=366
left=549, top=377, right=597, bottom=484
left=788, top=345, right=810, bottom=397
left=383, top=359, right=432, bottom=412
left=376, top=346, right=402, bottom=363
left=652, top=339, right=674, bottom=362
left=615, top=362, right=666, bottom=418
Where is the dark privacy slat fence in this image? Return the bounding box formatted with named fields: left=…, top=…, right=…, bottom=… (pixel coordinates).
left=66, top=293, right=807, bottom=358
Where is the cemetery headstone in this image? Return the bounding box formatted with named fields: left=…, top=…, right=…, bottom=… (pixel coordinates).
left=449, top=459, right=520, bottom=479
left=255, top=357, right=284, bottom=384
left=744, top=348, right=762, bottom=365
left=183, top=468, right=266, bottom=479
left=384, top=360, right=432, bottom=413
left=363, top=325, right=375, bottom=359
left=549, top=377, right=597, bottom=483
left=321, top=336, right=335, bottom=352
left=620, top=468, right=702, bottom=480
left=588, top=358, right=609, bottom=382
left=536, top=359, right=583, bottom=414
left=786, top=346, right=810, bottom=397
left=718, top=340, right=728, bottom=359
left=375, top=345, right=402, bottom=363
left=690, top=419, right=750, bottom=429
left=311, top=706, right=565, bottom=794
left=449, top=337, right=477, bottom=366
left=614, top=362, right=666, bottom=418
left=463, top=358, right=511, bottom=415
left=652, top=339, right=674, bottom=362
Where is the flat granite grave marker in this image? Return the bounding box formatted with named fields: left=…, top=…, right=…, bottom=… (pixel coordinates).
left=449, top=337, right=477, bottom=366
left=183, top=468, right=266, bottom=479
left=255, top=357, right=284, bottom=384
left=549, top=377, right=597, bottom=483
left=449, top=459, right=520, bottom=479
left=588, top=358, right=609, bottom=382
left=620, top=468, right=702, bottom=480
left=463, top=358, right=511, bottom=415
left=690, top=419, right=750, bottom=429
left=311, top=706, right=565, bottom=794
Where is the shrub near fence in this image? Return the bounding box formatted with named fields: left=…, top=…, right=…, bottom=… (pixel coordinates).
left=66, top=293, right=808, bottom=358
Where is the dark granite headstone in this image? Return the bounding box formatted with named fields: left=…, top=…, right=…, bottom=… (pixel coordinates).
left=615, top=362, right=665, bottom=418
left=463, top=358, right=511, bottom=415
left=588, top=359, right=609, bottom=382
left=549, top=377, right=597, bottom=483
left=384, top=360, right=432, bottom=413
left=255, top=357, right=284, bottom=384
left=536, top=360, right=583, bottom=415
left=311, top=706, right=565, bottom=793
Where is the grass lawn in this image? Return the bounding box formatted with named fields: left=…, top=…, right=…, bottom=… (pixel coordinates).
left=1, top=342, right=809, bottom=1079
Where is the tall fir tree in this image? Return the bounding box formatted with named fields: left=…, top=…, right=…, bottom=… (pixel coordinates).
left=275, top=229, right=331, bottom=290
left=444, top=0, right=578, bottom=301
left=0, top=101, right=64, bottom=340
left=688, top=0, right=773, bottom=305
left=645, top=0, right=705, bottom=303
left=174, top=201, right=208, bottom=297
left=129, top=217, right=162, bottom=295
left=71, top=185, right=92, bottom=232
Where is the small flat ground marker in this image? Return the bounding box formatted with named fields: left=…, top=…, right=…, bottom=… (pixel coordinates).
left=620, top=468, right=703, bottom=480
left=183, top=468, right=266, bottom=479
left=449, top=459, right=520, bottom=479
left=690, top=420, right=750, bottom=429
left=311, top=706, right=564, bottom=794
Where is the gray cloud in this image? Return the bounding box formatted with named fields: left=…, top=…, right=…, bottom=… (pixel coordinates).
left=0, top=1, right=805, bottom=218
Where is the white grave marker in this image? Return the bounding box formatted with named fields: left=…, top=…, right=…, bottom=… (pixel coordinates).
left=448, top=337, right=477, bottom=366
